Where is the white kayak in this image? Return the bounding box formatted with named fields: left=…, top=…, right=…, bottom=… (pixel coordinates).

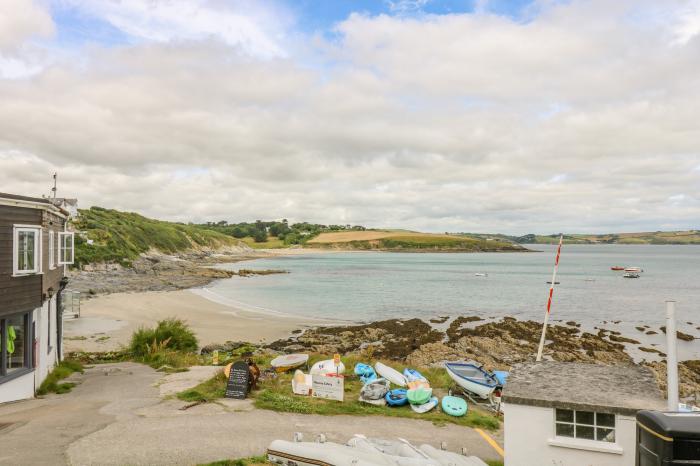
left=375, top=362, right=407, bottom=387
left=271, top=353, right=309, bottom=373
left=419, top=444, right=488, bottom=466
left=410, top=396, right=439, bottom=414
left=310, top=359, right=346, bottom=376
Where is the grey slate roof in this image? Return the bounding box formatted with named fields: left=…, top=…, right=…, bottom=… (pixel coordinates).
left=502, top=361, right=666, bottom=415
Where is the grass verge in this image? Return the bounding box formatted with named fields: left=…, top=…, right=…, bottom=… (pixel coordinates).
left=37, top=360, right=84, bottom=395
left=177, top=354, right=500, bottom=431
left=197, top=456, right=268, bottom=466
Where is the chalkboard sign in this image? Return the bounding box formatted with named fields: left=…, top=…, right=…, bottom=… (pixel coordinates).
left=225, top=361, right=250, bottom=399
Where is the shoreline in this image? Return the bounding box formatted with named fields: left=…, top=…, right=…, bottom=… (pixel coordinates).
left=63, top=289, right=326, bottom=353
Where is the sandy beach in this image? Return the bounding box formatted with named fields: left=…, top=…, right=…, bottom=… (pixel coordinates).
left=63, top=289, right=321, bottom=353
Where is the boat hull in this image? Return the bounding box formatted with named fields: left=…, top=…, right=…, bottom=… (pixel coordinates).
left=375, top=362, right=408, bottom=387
left=445, top=364, right=497, bottom=399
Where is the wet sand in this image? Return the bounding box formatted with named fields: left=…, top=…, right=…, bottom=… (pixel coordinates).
left=63, top=290, right=321, bottom=353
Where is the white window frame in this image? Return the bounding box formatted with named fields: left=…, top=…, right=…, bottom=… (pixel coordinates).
left=49, top=231, right=55, bottom=270
left=554, top=408, right=617, bottom=443
left=13, top=225, right=42, bottom=276
left=58, top=231, right=74, bottom=265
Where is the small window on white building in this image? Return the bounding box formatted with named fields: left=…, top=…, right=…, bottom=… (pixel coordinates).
left=58, top=232, right=74, bottom=265
left=49, top=231, right=55, bottom=269
left=555, top=408, right=616, bottom=443
left=13, top=226, right=42, bottom=275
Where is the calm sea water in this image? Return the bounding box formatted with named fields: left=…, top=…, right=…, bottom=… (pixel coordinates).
left=205, top=245, right=700, bottom=360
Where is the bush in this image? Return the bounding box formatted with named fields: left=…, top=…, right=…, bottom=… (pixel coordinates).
left=129, top=318, right=198, bottom=357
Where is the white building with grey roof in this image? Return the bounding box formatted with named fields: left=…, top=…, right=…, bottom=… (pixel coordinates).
left=502, top=361, right=666, bottom=466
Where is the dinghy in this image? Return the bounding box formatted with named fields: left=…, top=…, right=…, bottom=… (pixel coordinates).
left=376, top=362, right=408, bottom=387
left=354, top=363, right=377, bottom=384
left=270, top=353, right=308, bottom=373
left=419, top=445, right=488, bottom=466
left=441, top=396, right=468, bottom=417
left=407, top=387, right=433, bottom=405
left=410, top=396, right=438, bottom=414
left=359, top=378, right=390, bottom=406
left=310, top=359, right=345, bottom=376
left=386, top=389, right=409, bottom=406
left=445, top=362, right=499, bottom=399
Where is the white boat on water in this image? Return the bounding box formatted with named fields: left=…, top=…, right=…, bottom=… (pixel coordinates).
left=624, top=267, right=643, bottom=273
left=474, top=273, right=488, bottom=277
left=623, top=273, right=640, bottom=279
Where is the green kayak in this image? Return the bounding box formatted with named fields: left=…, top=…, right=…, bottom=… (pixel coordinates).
left=407, top=387, right=433, bottom=405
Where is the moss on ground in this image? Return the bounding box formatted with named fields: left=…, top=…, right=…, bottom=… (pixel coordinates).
left=197, top=456, right=268, bottom=466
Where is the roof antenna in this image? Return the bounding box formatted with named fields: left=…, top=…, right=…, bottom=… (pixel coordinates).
left=51, top=172, right=57, bottom=200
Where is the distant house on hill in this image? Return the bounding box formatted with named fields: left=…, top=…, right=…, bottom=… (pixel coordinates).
left=502, top=361, right=665, bottom=466
left=0, top=192, right=76, bottom=404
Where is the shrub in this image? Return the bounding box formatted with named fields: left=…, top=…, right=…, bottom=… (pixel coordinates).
left=129, top=318, right=198, bottom=357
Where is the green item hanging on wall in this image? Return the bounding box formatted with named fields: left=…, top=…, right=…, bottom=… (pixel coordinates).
left=7, top=325, right=16, bottom=354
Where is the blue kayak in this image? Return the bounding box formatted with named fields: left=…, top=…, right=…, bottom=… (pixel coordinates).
left=354, top=363, right=377, bottom=384
left=403, top=368, right=427, bottom=383
left=441, top=395, right=468, bottom=417
left=385, top=389, right=409, bottom=406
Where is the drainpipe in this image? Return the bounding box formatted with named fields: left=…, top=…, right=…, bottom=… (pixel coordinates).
left=56, top=276, right=69, bottom=362
left=666, top=300, right=679, bottom=411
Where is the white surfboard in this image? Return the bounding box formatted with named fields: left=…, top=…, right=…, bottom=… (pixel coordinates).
left=375, top=362, right=407, bottom=387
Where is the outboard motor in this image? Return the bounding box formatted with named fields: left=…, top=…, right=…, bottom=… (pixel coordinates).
left=636, top=410, right=700, bottom=465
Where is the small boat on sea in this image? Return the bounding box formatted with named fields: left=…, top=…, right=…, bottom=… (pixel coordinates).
left=623, top=273, right=640, bottom=279
left=625, top=266, right=643, bottom=273
left=474, top=273, right=488, bottom=277
left=611, top=266, right=625, bottom=271
left=546, top=281, right=560, bottom=284
left=270, top=353, right=309, bottom=373
left=375, top=362, right=408, bottom=387
left=445, top=362, right=499, bottom=399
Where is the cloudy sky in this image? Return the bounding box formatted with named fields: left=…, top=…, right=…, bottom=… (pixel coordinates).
left=1, top=0, right=699, bottom=234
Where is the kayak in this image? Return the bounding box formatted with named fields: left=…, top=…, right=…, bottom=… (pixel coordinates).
left=310, top=359, right=345, bottom=376
left=410, top=396, right=439, bottom=414
left=385, top=389, right=409, bottom=407
left=441, top=396, right=468, bottom=417
left=407, top=387, right=433, bottom=405
left=359, top=378, right=390, bottom=406
left=354, top=363, right=377, bottom=384
left=403, top=368, right=427, bottom=383
left=270, top=353, right=308, bottom=373
left=375, top=362, right=407, bottom=387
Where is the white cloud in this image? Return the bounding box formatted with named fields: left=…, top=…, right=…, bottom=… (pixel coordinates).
left=0, top=0, right=699, bottom=233
left=58, top=0, right=291, bottom=58
left=0, top=0, right=54, bottom=52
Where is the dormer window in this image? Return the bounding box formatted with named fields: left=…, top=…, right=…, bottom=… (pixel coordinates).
left=58, top=232, right=74, bottom=265
left=13, top=226, right=42, bottom=275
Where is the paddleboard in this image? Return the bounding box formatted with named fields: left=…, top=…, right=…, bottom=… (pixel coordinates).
left=410, top=396, right=439, bottom=414
left=310, top=359, right=346, bottom=376
left=441, top=395, right=468, bottom=417
left=375, top=362, right=407, bottom=387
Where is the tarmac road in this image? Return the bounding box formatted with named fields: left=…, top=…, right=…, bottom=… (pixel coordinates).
left=0, top=363, right=503, bottom=465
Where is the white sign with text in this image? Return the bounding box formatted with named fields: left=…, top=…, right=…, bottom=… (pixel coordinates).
left=311, top=375, right=344, bottom=401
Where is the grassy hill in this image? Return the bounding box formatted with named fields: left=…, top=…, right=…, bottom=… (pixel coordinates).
left=72, top=207, right=239, bottom=266
left=307, top=230, right=525, bottom=252
left=508, top=231, right=700, bottom=245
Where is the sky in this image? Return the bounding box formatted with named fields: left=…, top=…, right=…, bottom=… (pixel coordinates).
left=0, top=0, right=699, bottom=234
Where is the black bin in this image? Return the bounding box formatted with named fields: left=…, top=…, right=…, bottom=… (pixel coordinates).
left=636, top=410, right=700, bottom=465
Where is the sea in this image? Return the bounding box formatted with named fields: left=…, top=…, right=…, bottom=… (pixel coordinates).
left=201, top=244, right=700, bottom=360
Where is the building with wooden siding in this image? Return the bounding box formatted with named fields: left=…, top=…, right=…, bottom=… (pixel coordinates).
left=0, top=192, right=74, bottom=403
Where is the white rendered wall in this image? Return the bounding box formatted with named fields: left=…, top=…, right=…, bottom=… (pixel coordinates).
left=35, top=296, right=59, bottom=388
left=504, top=403, right=637, bottom=466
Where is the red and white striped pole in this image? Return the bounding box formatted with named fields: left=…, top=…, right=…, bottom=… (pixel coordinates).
left=536, top=234, right=563, bottom=362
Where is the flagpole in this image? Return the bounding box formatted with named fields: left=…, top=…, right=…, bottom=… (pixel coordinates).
left=536, top=234, right=563, bottom=362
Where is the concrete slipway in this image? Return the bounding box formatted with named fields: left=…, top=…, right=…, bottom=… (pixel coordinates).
left=0, top=363, right=503, bottom=465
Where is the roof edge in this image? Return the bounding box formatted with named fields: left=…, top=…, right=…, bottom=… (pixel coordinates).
left=502, top=395, right=664, bottom=417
